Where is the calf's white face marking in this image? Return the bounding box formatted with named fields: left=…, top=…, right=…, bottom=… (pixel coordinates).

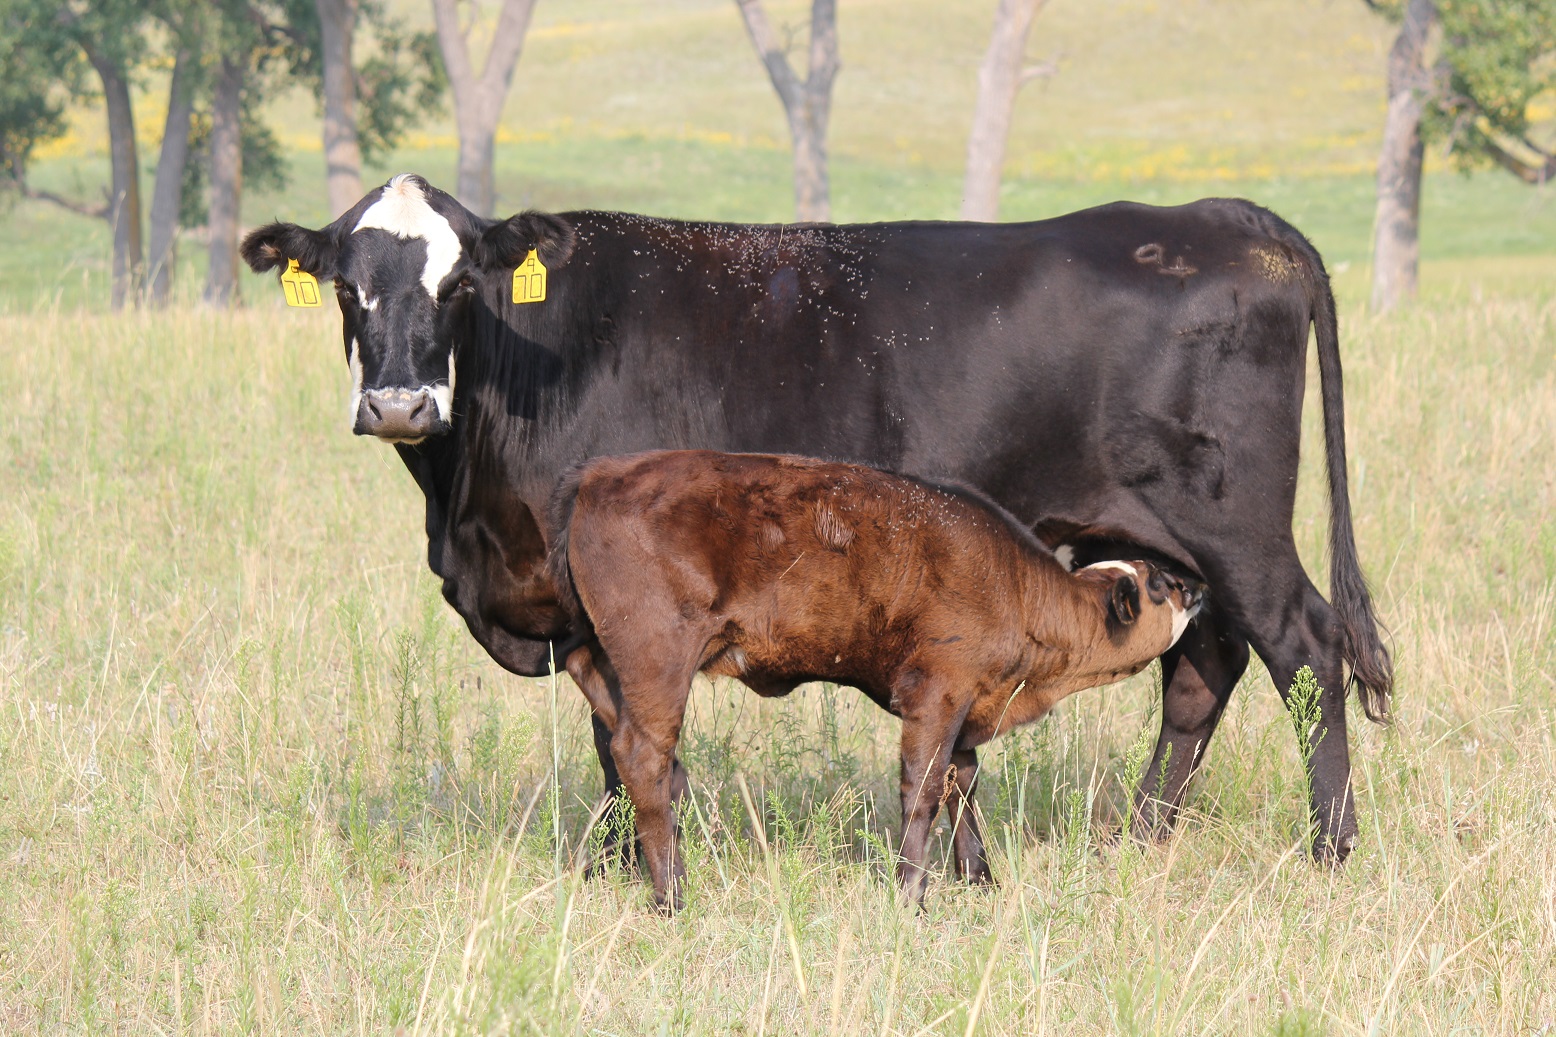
left=1081, top=560, right=1138, bottom=579
left=1169, top=598, right=1200, bottom=647
left=1053, top=544, right=1076, bottom=571
left=352, top=174, right=462, bottom=299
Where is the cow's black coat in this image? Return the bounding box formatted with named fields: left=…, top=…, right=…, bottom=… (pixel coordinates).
left=242, top=176, right=1392, bottom=860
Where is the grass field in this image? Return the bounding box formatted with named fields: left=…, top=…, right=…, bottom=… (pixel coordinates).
left=4, top=0, right=1556, bottom=1032
left=2, top=275, right=1554, bottom=1035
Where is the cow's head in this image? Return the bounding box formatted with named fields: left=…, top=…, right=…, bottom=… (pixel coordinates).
left=240, top=173, right=574, bottom=443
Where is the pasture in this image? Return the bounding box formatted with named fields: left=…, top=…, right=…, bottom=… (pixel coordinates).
left=3, top=273, right=1554, bottom=1034
left=4, top=0, right=1556, bottom=1032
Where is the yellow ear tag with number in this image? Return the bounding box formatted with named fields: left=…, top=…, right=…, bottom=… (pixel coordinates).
left=512, top=249, right=547, bottom=304
left=281, top=259, right=323, bottom=307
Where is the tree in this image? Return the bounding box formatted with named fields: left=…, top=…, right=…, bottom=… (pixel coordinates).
left=146, top=2, right=208, bottom=306
left=734, top=0, right=840, bottom=222
left=316, top=0, right=363, bottom=216
left=307, top=1, right=445, bottom=215
left=1366, top=0, right=1556, bottom=311
left=961, top=0, right=1055, bottom=222
left=1371, top=0, right=1442, bottom=312
left=430, top=0, right=538, bottom=217
left=58, top=0, right=151, bottom=310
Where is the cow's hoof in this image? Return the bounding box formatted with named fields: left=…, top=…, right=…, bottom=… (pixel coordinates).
left=1310, top=831, right=1358, bottom=868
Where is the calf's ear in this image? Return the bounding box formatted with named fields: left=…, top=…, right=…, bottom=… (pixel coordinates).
left=240, top=223, right=339, bottom=280
left=475, top=211, right=576, bottom=270
left=1108, top=575, right=1141, bottom=628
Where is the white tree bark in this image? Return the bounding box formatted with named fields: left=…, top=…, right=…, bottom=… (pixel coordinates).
left=1371, top=0, right=1438, bottom=313
left=734, top=0, right=840, bottom=223
left=318, top=0, right=364, bottom=217
left=430, top=0, right=539, bottom=217
left=205, top=56, right=245, bottom=306
left=961, top=0, right=1050, bottom=222
left=147, top=46, right=196, bottom=307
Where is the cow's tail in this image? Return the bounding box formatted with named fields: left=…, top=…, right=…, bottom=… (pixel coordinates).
left=1308, top=261, right=1394, bottom=723
left=545, top=462, right=590, bottom=628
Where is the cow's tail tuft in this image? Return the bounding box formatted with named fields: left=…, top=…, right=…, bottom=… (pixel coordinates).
left=1308, top=260, right=1394, bottom=723
left=546, top=461, right=590, bottom=626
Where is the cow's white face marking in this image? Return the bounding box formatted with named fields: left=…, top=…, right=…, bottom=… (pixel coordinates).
left=348, top=336, right=364, bottom=428
left=358, top=283, right=378, bottom=312
left=1054, top=544, right=1076, bottom=571
left=429, top=349, right=456, bottom=423
left=353, top=173, right=462, bottom=299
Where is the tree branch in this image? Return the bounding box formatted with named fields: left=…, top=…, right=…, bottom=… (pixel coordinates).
left=735, top=0, right=803, bottom=108
left=5, top=176, right=110, bottom=220
left=1477, top=131, right=1556, bottom=185
left=1018, top=56, right=1060, bottom=86
left=481, top=0, right=538, bottom=91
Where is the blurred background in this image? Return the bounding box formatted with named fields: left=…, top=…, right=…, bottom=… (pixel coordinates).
left=4, top=0, right=1554, bottom=311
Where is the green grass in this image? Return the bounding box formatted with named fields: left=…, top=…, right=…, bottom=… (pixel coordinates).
left=1, top=279, right=1554, bottom=1033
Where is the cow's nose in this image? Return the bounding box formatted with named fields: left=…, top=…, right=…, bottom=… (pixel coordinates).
left=356, top=387, right=436, bottom=439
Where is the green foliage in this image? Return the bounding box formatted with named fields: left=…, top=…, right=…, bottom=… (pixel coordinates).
left=1370, top=0, right=1556, bottom=175
left=0, top=2, right=85, bottom=184
left=354, top=19, right=447, bottom=164
left=1431, top=0, right=1556, bottom=168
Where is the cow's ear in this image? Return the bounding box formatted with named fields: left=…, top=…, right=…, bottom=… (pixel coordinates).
left=241, top=222, right=339, bottom=279
left=475, top=211, right=576, bottom=270
left=1108, top=575, right=1141, bottom=628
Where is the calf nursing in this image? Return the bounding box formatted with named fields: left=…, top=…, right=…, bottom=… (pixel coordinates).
left=548, top=450, right=1201, bottom=909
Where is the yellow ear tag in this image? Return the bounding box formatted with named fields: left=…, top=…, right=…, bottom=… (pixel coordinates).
left=512, top=249, right=547, bottom=304
left=281, top=259, right=323, bottom=307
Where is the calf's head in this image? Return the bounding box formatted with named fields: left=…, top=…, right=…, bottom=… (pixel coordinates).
left=240, top=173, right=574, bottom=443
left=1080, top=560, right=1203, bottom=654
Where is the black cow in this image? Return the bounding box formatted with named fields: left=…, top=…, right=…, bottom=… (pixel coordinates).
left=241, top=173, right=1391, bottom=863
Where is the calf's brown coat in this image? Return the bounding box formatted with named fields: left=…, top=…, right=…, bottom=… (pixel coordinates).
left=548, top=450, right=1199, bottom=909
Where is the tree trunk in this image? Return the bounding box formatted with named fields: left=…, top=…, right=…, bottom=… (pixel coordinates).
left=205, top=56, right=245, bottom=306
left=735, top=0, right=840, bottom=222
left=1371, top=0, right=1438, bottom=313
left=317, top=0, right=363, bottom=216
left=85, top=47, right=143, bottom=310
left=430, top=0, right=539, bottom=216
left=962, top=0, right=1049, bottom=222
left=147, top=47, right=196, bottom=307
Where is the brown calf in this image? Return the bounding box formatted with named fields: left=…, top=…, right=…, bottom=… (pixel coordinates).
left=547, top=450, right=1200, bottom=909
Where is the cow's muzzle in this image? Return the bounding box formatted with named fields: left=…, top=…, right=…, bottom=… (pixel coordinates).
left=354, top=387, right=447, bottom=441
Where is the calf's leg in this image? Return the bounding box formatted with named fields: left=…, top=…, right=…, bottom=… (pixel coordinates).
left=609, top=663, right=696, bottom=912
left=897, top=706, right=964, bottom=905
left=1132, top=610, right=1250, bottom=842
left=567, top=643, right=690, bottom=873
left=948, top=747, right=993, bottom=885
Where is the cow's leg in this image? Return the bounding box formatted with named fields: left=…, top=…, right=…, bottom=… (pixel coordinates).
left=566, top=643, right=689, bottom=873
left=897, top=710, right=962, bottom=906
left=1191, top=553, right=1358, bottom=863
left=1132, top=609, right=1250, bottom=841
left=1256, top=590, right=1356, bottom=864
left=609, top=664, right=697, bottom=912
left=948, top=746, right=993, bottom=885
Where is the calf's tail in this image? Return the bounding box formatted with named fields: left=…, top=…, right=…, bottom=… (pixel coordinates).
left=1305, top=252, right=1394, bottom=723
left=545, top=462, right=590, bottom=626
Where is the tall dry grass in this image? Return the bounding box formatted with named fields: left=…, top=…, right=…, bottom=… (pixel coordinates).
left=1, top=285, right=1553, bottom=1034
